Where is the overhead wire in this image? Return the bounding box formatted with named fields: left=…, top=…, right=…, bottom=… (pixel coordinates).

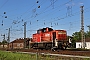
left=2, top=0, right=59, bottom=29
left=23, top=1, right=74, bottom=26
left=0, top=0, right=83, bottom=29
left=1, top=0, right=90, bottom=39
left=5, top=0, right=57, bottom=29
left=23, top=0, right=48, bottom=20
left=24, top=0, right=58, bottom=21
left=0, top=0, right=9, bottom=9
left=29, top=0, right=90, bottom=32
left=6, top=0, right=47, bottom=26
left=7, top=0, right=90, bottom=39
left=27, top=0, right=79, bottom=28
left=0, top=0, right=37, bottom=33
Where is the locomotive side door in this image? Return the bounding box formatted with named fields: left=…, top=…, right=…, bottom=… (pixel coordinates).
left=52, top=32, right=56, bottom=47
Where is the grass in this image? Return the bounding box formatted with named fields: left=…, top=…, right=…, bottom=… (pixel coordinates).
left=0, top=51, right=36, bottom=60
left=0, top=50, right=90, bottom=60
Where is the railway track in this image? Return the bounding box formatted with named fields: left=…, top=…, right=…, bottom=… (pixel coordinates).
left=4, top=49, right=90, bottom=59
left=1, top=48, right=90, bottom=57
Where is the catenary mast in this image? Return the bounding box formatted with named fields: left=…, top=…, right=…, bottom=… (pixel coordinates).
left=80, top=6, right=85, bottom=49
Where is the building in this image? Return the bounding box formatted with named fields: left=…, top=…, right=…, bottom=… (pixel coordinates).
left=0, top=42, right=8, bottom=48
left=0, top=44, right=8, bottom=48
left=76, top=38, right=90, bottom=49
left=9, top=38, right=30, bottom=49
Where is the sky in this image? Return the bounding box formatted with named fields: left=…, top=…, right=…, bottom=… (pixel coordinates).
left=0, top=0, right=90, bottom=42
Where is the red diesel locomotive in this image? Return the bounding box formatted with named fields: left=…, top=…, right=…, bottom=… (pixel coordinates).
left=30, top=27, right=68, bottom=50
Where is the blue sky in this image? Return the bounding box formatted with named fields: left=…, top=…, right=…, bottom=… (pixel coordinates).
left=0, top=0, right=90, bottom=42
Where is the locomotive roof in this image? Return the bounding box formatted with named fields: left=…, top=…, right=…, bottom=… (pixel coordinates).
left=38, top=27, right=53, bottom=31
left=38, top=27, right=53, bottom=30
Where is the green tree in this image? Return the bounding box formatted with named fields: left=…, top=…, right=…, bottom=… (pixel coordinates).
left=71, top=30, right=90, bottom=48
left=71, top=31, right=81, bottom=48
left=2, top=40, right=8, bottom=44
left=85, top=31, right=90, bottom=38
